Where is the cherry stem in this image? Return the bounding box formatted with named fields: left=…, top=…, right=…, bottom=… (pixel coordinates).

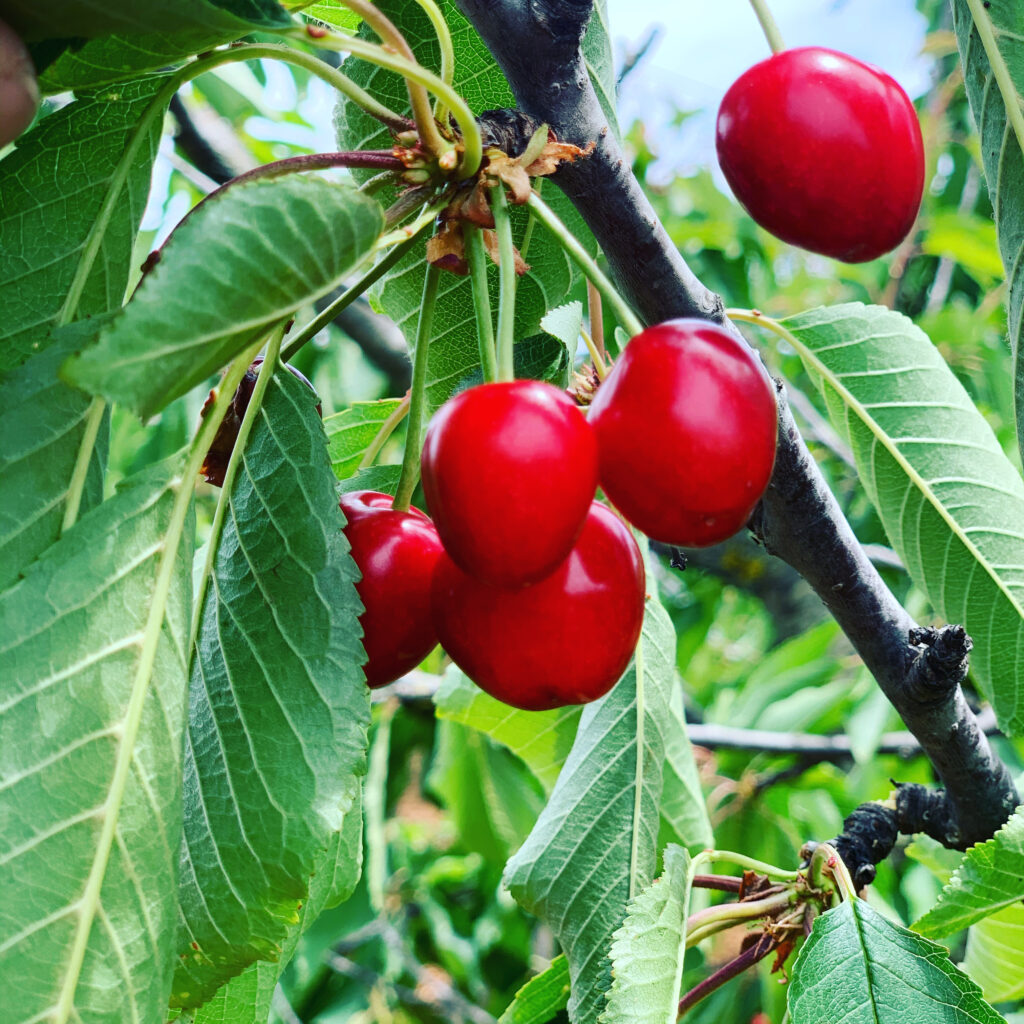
left=188, top=327, right=285, bottom=656
left=525, top=191, right=644, bottom=338
left=698, top=850, right=800, bottom=881
left=168, top=150, right=405, bottom=245
left=393, top=263, right=440, bottom=511
left=295, top=26, right=482, bottom=177
left=465, top=223, right=498, bottom=383
left=280, top=224, right=430, bottom=363
left=692, top=875, right=744, bottom=893
left=684, top=888, right=792, bottom=948
left=358, top=393, right=411, bottom=470
left=587, top=278, right=606, bottom=361
left=747, top=0, right=785, bottom=54
left=580, top=327, right=607, bottom=379
left=405, top=0, right=456, bottom=123
left=677, top=932, right=776, bottom=1018
left=492, top=185, right=518, bottom=382
left=335, top=0, right=450, bottom=162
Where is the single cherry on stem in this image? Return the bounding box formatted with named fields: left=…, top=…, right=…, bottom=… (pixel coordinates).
left=588, top=319, right=777, bottom=547
left=432, top=501, right=646, bottom=712
left=421, top=379, right=598, bottom=587
left=715, top=46, right=925, bottom=263
left=339, top=490, right=444, bottom=688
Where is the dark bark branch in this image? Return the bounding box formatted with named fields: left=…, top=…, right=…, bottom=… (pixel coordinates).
left=169, top=94, right=236, bottom=185
left=455, top=0, right=1019, bottom=848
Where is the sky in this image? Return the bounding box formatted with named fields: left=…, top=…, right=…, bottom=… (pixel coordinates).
left=609, top=0, right=931, bottom=179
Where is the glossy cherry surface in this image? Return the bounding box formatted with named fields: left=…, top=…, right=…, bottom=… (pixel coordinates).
left=433, top=502, right=645, bottom=711
left=715, top=46, right=924, bottom=263
left=588, top=319, right=777, bottom=547
left=339, top=490, right=444, bottom=688
left=421, top=379, right=598, bottom=587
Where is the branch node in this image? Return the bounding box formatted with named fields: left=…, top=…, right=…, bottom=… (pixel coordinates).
left=905, top=625, right=972, bottom=704
left=830, top=802, right=899, bottom=890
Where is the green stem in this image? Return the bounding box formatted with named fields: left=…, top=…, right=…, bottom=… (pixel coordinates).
left=60, top=397, right=106, bottom=534
left=685, top=889, right=793, bottom=949
left=393, top=264, right=440, bottom=511
left=526, top=191, right=644, bottom=338
left=376, top=200, right=447, bottom=249
left=492, top=186, right=518, bottom=382
left=187, top=329, right=284, bottom=658
left=465, top=224, right=497, bottom=383
left=59, top=43, right=406, bottom=331
left=812, top=842, right=858, bottom=902
left=407, top=0, right=456, bottom=123
left=580, top=328, right=607, bottom=379
left=702, top=850, right=801, bottom=881
left=333, top=0, right=449, bottom=160
left=51, top=344, right=254, bottom=1024
left=280, top=224, right=430, bottom=363
left=747, top=0, right=785, bottom=54
left=358, top=394, right=411, bottom=470
left=295, top=26, right=482, bottom=177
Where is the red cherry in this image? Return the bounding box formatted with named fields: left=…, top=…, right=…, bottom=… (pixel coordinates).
left=588, top=319, right=777, bottom=547
left=432, top=502, right=645, bottom=711
left=339, top=490, right=444, bottom=688
left=421, top=380, right=598, bottom=587
left=715, top=46, right=924, bottom=262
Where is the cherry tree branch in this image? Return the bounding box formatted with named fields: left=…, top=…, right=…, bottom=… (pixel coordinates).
left=454, top=0, right=1019, bottom=849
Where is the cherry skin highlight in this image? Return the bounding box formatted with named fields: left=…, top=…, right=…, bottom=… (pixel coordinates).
left=588, top=319, right=777, bottom=547
left=339, top=490, right=444, bottom=688
left=432, top=502, right=645, bottom=711
left=421, top=379, right=598, bottom=587
left=715, top=46, right=925, bottom=262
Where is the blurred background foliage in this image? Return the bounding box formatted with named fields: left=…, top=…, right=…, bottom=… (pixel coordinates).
left=56, top=0, right=1024, bottom=1018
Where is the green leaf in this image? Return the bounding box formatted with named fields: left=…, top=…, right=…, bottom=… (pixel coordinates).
left=963, top=901, right=1024, bottom=1003
left=190, top=795, right=364, bottom=1024
left=599, top=844, right=693, bottom=1024
left=660, top=683, right=713, bottom=851
left=299, top=0, right=361, bottom=31
left=0, top=338, right=106, bottom=588
left=0, top=76, right=166, bottom=374
left=505, top=597, right=676, bottom=1023
left=499, top=956, right=571, bottom=1024
left=788, top=899, right=1004, bottom=1024
left=334, top=0, right=593, bottom=411
left=4, top=0, right=289, bottom=42
left=428, top=720, right=546, bottom=862
left=915, top=807, right=1024, bottom=937
left=63, top=179, right=384, bottom=418
left=781, top=303, right=1024, bottom=735
left=433, top=666, right=581, bottom=795
left=541, top=300, right=584, bottom=353
left=0, top=457, right=193, bottom=1023
left=172, top=370, right=370, bottom=1007
left=951, top=0, right=1024, bottom=468
left=324, top=398, right=403, bottom=480
left=336, top=464, right=402, bottom=496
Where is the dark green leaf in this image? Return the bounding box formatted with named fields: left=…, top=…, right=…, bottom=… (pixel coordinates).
left=0, top=336, right=107, bottom=587
left=0, top=76, right=166, bottom=374
left=335, top=463, right=402, bottom=496
left=325, top=398, right=403, bottom=480
left=0, top=457, right=193, bottom=1022
left=782, top=303, right=1024, bottom=734
left=951, top=0, right=1024, bottom=468
left=172, top=370, right=370, bottom=1007
left=582, top=0, right=619, bottom=140
left=788, top=899, right=1004, bottom=1024
left=63, top=179, right=384, bottom=418
left=505, top=598, right=677, bottom=1023
left=3, top=0, right=289, bottom=43
left=915, top=807, right=1024, bottom=937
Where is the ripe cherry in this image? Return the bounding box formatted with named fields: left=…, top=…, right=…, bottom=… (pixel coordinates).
left=588, top=319, right=777, bottom=547
left=339, top=490, right=444, bottom=688
left=421, top=379, right=598, bottom=587
left=715, top=47, right=924, bottom=262
left=432, top=502, right=645, bottom=711
left=202, top=358, right=322, bottom=486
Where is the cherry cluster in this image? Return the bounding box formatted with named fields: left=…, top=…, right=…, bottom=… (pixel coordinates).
left=344, top=318, right=778, bottom=711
